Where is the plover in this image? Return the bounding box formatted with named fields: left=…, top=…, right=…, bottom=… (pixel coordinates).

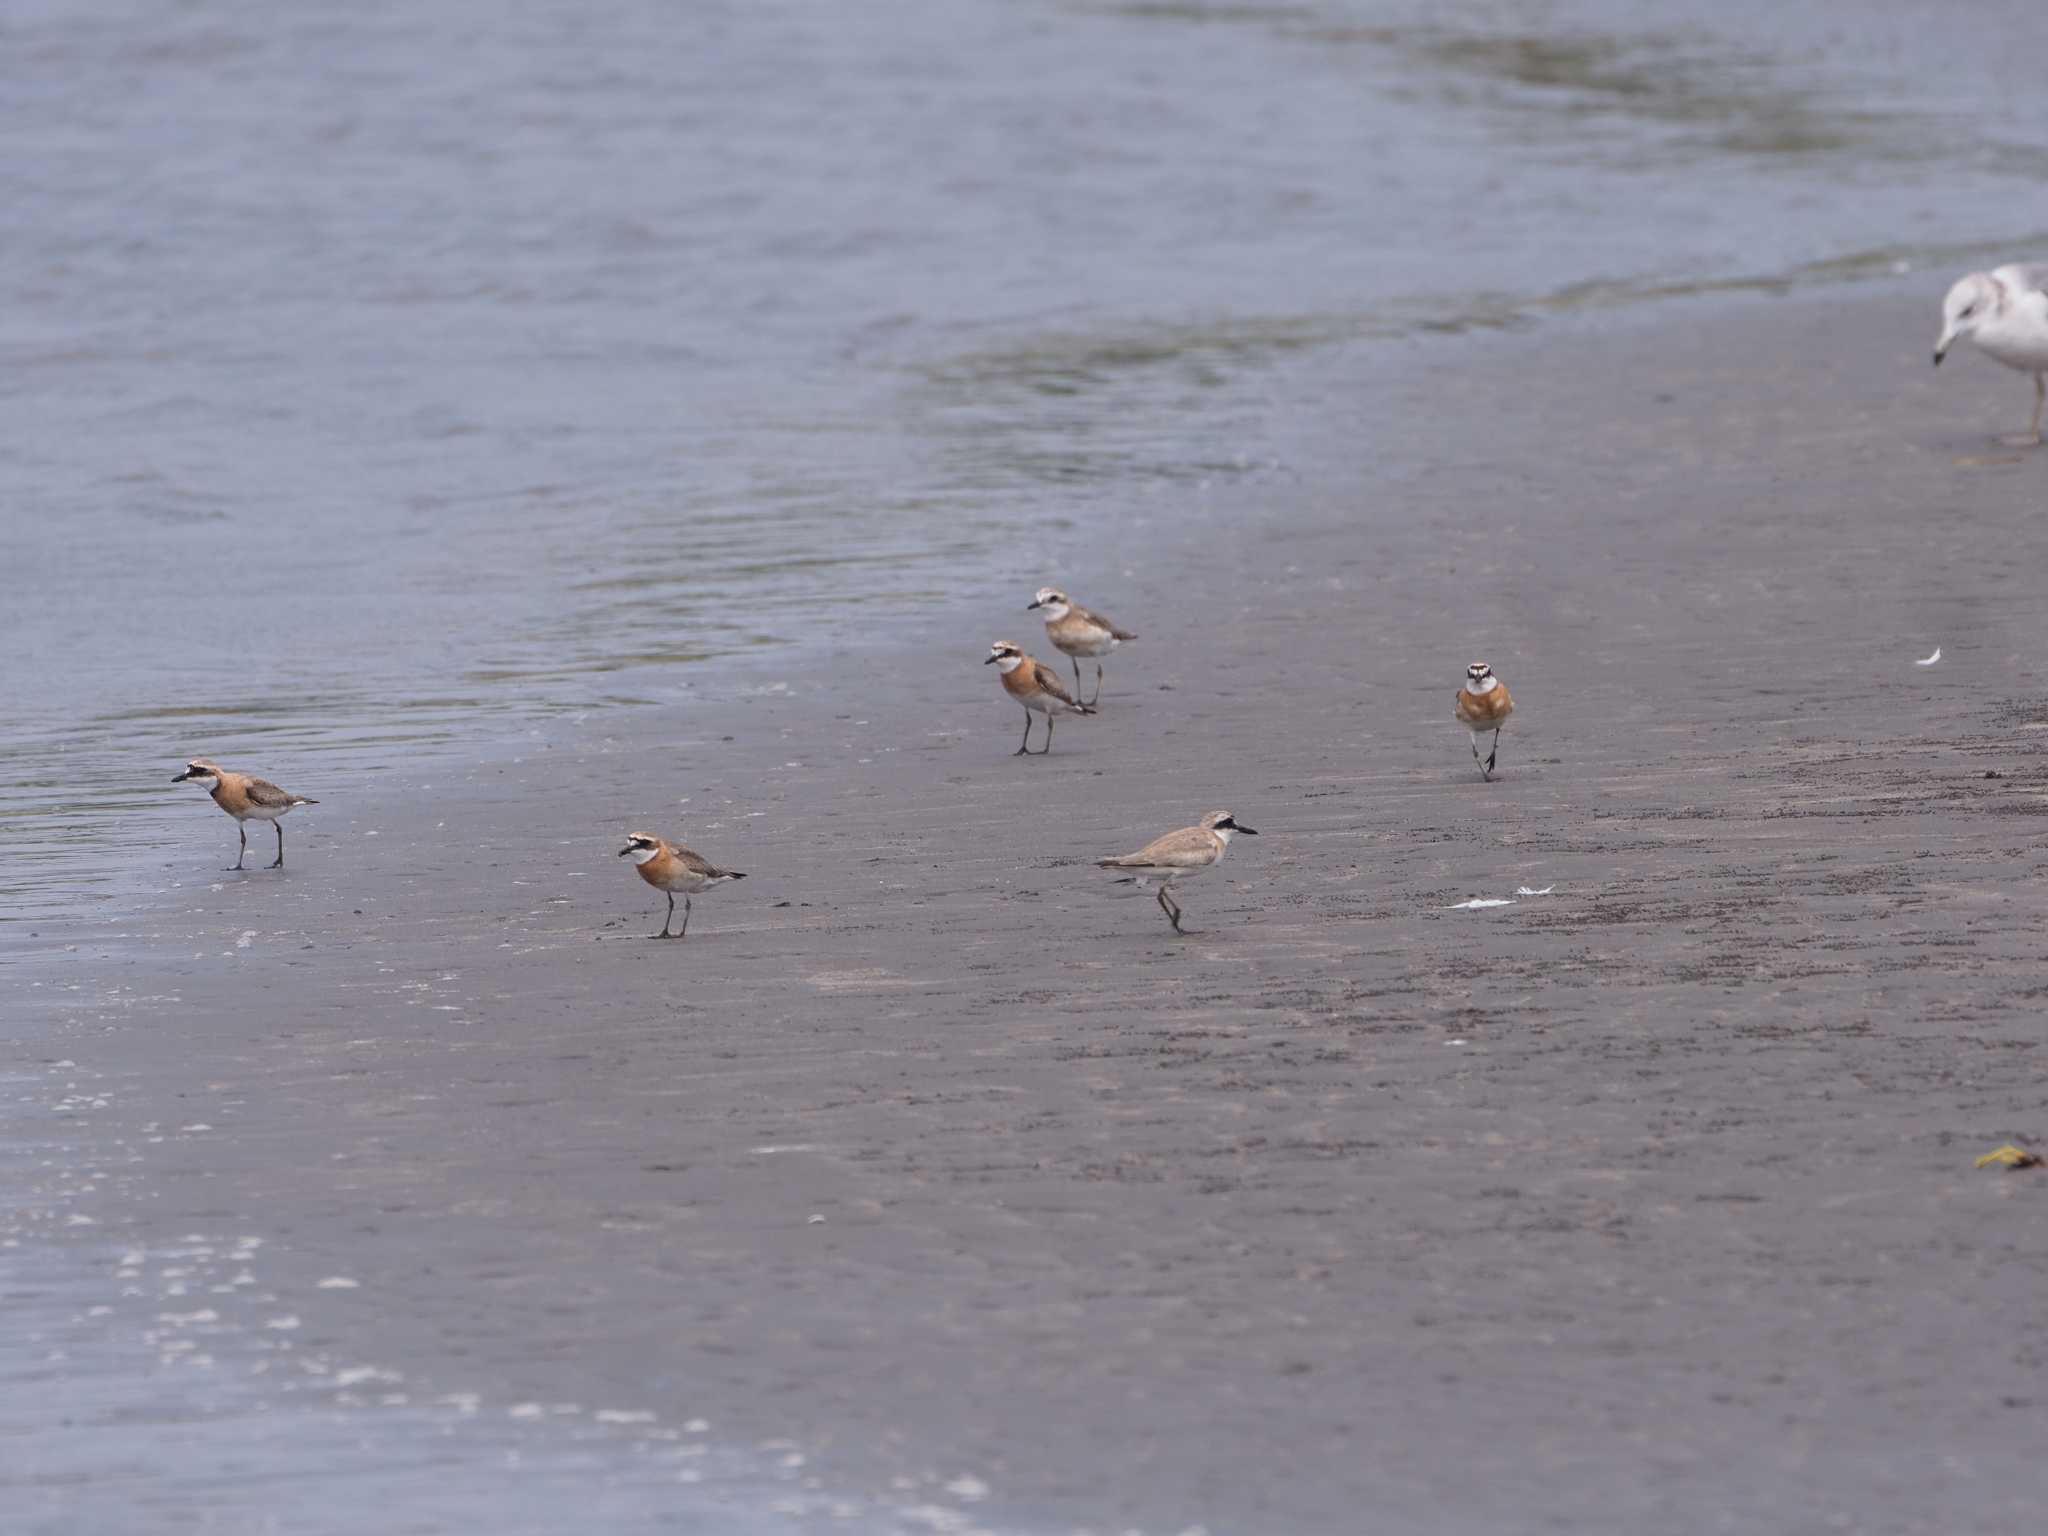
left=1934, top=265, right=2048, bottom=445
left=1454, top=661, right=1514, bottom=780
left=619, top=830, right=746, bottom=939
left=1026, top=587, right=1137, bottom=706
left=1097, top=810, right=1256, bottom=934
left=986, top=640, right=1095, bottom=755
left=172, top=758, right=317, bottom=870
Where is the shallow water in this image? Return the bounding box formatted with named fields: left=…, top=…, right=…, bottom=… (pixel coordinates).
left=5, top=0, right=2048, bottom=929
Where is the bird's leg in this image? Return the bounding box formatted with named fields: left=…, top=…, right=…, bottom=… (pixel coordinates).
left=229, top=824, right=247, bottom=871
left=1039, top=713, right=1055, bottom=754
left=1073, top=657, right=1085, bottom=701
left=1485, top=729, right=1501, bottom=778
left=2002, top=375, right=2045, bottom=447
left=1015, top=708, right=1033, bottom=755
left=1157, top=887, right=1184, bottom=934
left=679, top=895, right=692, bottom=938
left=269, top=822, right=285, bottom=869
left=1090, top=662, right=1104, bottom=707
left=654, top=892, right=674, bottom=939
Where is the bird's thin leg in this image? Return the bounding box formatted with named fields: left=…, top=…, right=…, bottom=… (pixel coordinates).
left=1073, top=657, right=1085, bottom=701
left=1089, top=662, right=1104, bottom=707
left=679, top=895, right=692, bottom=938
left=229, top=824, right=247, bottom=871
left=1485, top=728, right=1501, bottom=778
left=2032, top=375, right=2045, bottom=445
left=1158, top=887, right=1184, bottom=934
left=654, top=892, right=674, bottom=939
left=269, top=822, right=285, bottom=869
left=1016, top=708, right=1033, bottom=755
left=1038, top=713, right=1055, bottom=754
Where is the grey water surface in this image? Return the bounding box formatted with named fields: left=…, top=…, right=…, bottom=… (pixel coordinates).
left=4, top=0, right=2046, bottom=928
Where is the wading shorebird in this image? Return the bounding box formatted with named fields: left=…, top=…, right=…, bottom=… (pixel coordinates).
left=619, top=831, right=746, bottom=940
left=1026, top=587, right=1136, bottom=706
left=1097, top=810, right=1256, bottom=935
left=1455, top=661, right=1514, bottom=780
left=1934, top=264, right=2048, bottom=446
left=172, top=759, right=317, bottom=870
left=985, top=640, right=1095, bottom=755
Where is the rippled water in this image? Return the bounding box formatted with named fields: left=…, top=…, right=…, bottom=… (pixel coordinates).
left=5, top=0, right=2048, bottom=928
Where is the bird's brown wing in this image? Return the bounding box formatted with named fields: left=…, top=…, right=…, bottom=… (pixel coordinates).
left=1075, top=604, right=1136, bottom=641
left=672, top=844, right=733, bottom=879
left=1031, top=659, right=1082, bottom=707
left=242, top=777, right=294, bottom=810
left=1103, top=826, right=1215, bottom=869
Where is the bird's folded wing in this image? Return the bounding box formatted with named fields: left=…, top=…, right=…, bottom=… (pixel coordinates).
left=243, top=777, right=293, bottom=809
left=1077, top=605, right=1135, bottom=641
left=1033, top=661, right=1081, bottom=706
left=1995, top=263, right=2048, bottom=296
left=1121, top=828, right=1214, bottom=867
left=673, top=846, right=726, bottom=878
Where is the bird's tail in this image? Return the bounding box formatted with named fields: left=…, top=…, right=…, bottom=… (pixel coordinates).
left=718, top=871, right=747, bottom=882
left=1096, top=857, right=1131, bottom=870
left=292, top=796, right=319, bottom=806
left=1077, top=702, right=1097, bottom=716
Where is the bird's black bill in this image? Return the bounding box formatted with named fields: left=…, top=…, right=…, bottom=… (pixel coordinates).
left=618, top=846, right=636, bottom=857
left=983, top=653, right=1000, bottom=664
left=1235, top=825, right=1259, bottom=836
left=1025, top=600, right=1042, bottom=610
left=172, top=769, right=194, bottom=782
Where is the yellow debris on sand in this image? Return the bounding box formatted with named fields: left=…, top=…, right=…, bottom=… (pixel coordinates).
left=1973, top=1145, right=2043, bottom=1170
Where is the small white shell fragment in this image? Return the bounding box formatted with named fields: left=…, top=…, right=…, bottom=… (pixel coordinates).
left=1916, top=647, right=1941, bottom=667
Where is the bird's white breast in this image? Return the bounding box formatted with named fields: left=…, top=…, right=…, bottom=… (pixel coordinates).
left=628, top=846, right=659, bottom=865
left=1977, top=322, right=2048, bottom=373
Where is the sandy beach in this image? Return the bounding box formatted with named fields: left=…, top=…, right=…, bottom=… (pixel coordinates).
left=8, top=280, right=2048, bottom=1533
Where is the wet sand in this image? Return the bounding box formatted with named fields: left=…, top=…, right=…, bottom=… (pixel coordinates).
left=11, top=282, right=2048, bottom=1534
